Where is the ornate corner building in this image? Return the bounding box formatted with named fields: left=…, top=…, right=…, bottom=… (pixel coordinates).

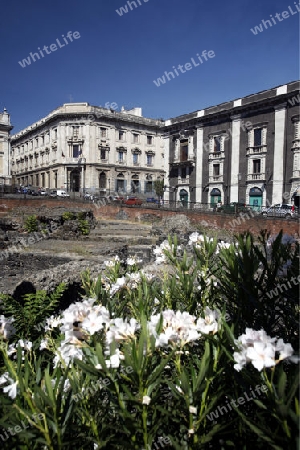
left=10, top=104, right=165, bottom=196
left=7, top=80, right=300, bottom=207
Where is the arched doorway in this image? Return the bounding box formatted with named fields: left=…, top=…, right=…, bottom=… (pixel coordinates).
left=116, top=173, right=126, bottom=193
left=99, top=172, right=107, bottom=191
left=179, top=188, right=188, bottom=207
left=70, top=169, right=80, bottom=192
left=210, top=188, right=221, bottom=207
left=131, top=175, right=140, bottom=193
left=249, top=187, right=262, bottom=211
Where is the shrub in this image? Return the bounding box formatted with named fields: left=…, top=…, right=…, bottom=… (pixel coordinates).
left=24, top=215, right=38, bottom=232
left=0, top=231, right=298, bottom=449
left=62, top=212, right=75, bottom=221
left=78, top=218, right=90, bottom=235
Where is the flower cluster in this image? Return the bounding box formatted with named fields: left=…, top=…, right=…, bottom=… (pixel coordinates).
left=153, top=240, right=181, bottom=264
left=52, top=298, right=110, bottom=367
left=148, top=307, right=220, bottom=348
left=0, top=314, right=16, bottom=340
left=233, top=328, right=295, bottom=371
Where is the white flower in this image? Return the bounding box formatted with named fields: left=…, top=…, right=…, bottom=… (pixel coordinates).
left=188, top=232, right=204, bottom=248
left=0, top=372, right=14, bottom=385
left=45, top=314, right=62, bottom=331
left=17, top=339, right=33, bottom=351
left=196, top=307, right=220, bottom=335
left=109, top=277, right=126, bottom=296
left=189, top=406, right=197, bottom=414
left=142, top=395, right=151, bottom=405
left=3, top=381, right=18, bottom=399
left=275, top=339, right=294, bottom=361
left=0, top=315, right=16, bottom=339
left=39, top=339, right=49, bottom=351
left=233, top=328, right=295, bottom=371
left=246, top=342, right=275, bottom=371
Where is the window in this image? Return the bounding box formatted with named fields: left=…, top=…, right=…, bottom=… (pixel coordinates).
left=147, top=154, right=153, bottom=166
left=133, top=133, right=139, bottom=144
left=214, top=137, right=221, bottom=152
left=53, top=128, right=57, bottom=140
left=118, top=131, right=125, bottom=141
left=254, top=128, right=262, bottom=146
left=100, top=148, right=106, bottom=160
left=180, top=140, right=188, bottom=161
left=181, top=167, right=187, bottom=179
left=118, top=151, right=124, bottom=162
left=35, top=138, right=38, bottom=148
left=213, top=164, right=220, bottom=176
left=145, top=181, right=153, bottom=193
left=100, top=128, right=107, bottom=138
left=133, top=153, right=138, bottom=165
left=147, top=135, right=153, bottom=145
left=253, top=159, right=261, bottom=173
left=73, top=126, right=79, bottom=137
left=73, top=145, right=80, bottom=158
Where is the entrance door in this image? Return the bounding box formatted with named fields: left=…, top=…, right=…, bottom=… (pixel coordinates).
left=249, top=187, right=262, bottom=212
left=70, top=170, right=80, bottom=192
left=179, top=189, right=188, bottom=207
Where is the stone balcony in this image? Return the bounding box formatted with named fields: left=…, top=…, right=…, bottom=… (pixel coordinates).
left=246, top=145, right=267, bottom=156
left=208, top=151, right=225, bottom=160
left=246, top=173, right=265, bottom=181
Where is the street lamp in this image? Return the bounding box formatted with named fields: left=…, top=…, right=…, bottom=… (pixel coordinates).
left=108, top=178, right=111, bottom=195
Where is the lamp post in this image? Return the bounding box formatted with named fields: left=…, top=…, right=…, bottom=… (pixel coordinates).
left=108, top=178, right=110, bottom=195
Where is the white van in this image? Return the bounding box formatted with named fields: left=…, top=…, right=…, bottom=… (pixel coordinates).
left=56, top=190, right=70, bottom=198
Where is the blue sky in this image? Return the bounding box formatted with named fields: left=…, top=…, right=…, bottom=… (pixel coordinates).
left=1, top=0, right=299, bottom=133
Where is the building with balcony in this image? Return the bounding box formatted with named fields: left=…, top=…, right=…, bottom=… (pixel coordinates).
left=163, top=80, right=300, bottom=209
left=8, top=81, right=300, bottom=207
left=10, top=103, right=165, bottom=196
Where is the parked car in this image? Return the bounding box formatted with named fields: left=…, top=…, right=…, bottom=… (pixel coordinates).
left=218, top=202, right=250, bottom=214
left=261, top=204, right=298, bottom=219
left=146, top=197, right=159, bottom=203
left=31, top=190, right=39, bottom=196
left=124, top=197, right=143, bottom=206
left=56, top=190, right=70, bottom=198
left=39, top=189, right=48, bottom=196
left=49, top=190, right=57, bottom=197
left=109, top=196, right=124, bottom=203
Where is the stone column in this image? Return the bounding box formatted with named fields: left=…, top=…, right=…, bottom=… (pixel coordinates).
left=230, top=115, right=241, bottom=202
left=195, top=126, right=204, bottom=203
left=272, top=104, right=286, bottom=204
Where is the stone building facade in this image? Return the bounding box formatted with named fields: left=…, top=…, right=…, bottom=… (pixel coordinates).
left=0, top=108, right=13, bottom=188
left=9, top=80, right=300, bottom=207
left=10, top=104, right=165, bottom=196
left=163, top=80, right=300, bottom=208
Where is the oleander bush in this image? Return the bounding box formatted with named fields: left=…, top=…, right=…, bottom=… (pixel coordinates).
left=0, top=230, right=298, bottom=450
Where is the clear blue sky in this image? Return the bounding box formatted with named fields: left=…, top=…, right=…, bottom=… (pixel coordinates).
left=1, top=0, right=299, bottom=133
